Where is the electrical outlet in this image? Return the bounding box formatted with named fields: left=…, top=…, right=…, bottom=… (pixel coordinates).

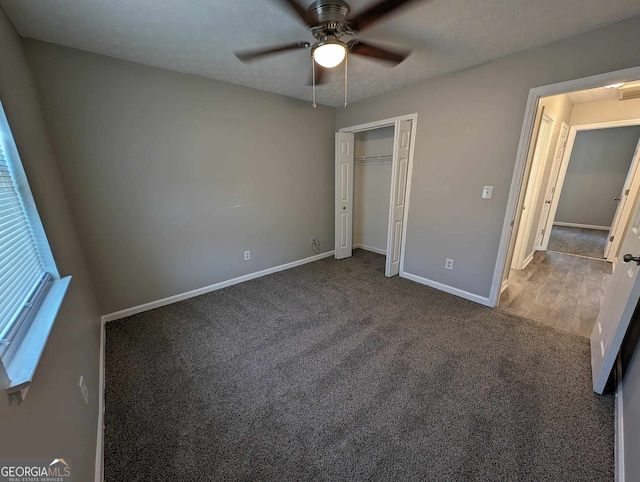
left=445, top=258, right=454, bottom=270
left=244, top=250, right=251, bottom=261
left=79, top=376, right=89, bottom=405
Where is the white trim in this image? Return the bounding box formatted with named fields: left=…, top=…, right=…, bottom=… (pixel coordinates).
left=102, top=251, right=335, bottom=322
left=546, top=250, right=607, bottom=262
left=338, top=113, right=416, bottom=134
left=353, top=243, right=386, bottom=255
left=521, top=252, right=535, bottom=270
left=95, top=319, right=105, bottom=482
left=339, top=113, right=418, bottom=278
left=501, top=279, right=509, bottom=294
left=490, top=65, right=640, bottom=307
left=616, top=355, right=625, bottom=482
left=400, top=271, right=492, bottom=307
left=553, top=222, right=611, bottom=231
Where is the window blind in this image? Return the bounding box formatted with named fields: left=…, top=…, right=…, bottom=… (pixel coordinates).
left=0, top=145, right=48, bottom=343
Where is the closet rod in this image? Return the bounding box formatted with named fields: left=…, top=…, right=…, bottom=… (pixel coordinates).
left=355, top=154, right=393, bottom=161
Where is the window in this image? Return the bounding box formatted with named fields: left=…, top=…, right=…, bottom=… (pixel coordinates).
left=0, top=146, right=51, bottom=352
left=0, top=101, right=70, bottom=404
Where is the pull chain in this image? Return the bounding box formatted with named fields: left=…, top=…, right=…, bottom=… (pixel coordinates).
left=344, top=50, right=348, bottom=108
left=312, top=56, right=317, bottom=109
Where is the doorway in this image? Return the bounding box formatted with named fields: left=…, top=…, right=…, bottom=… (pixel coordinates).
left=547, top=123, right=640, bottom=262
left=335, top=114, right=417, bottom=277
left=490, top=68, right=640, bottom=393
left=511, top=109, right=556, bottom=270
left=499, top=85, right=640, bottom=335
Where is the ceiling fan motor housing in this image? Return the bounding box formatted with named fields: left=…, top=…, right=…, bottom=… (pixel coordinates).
left=308, top=0, right=351, bottom=31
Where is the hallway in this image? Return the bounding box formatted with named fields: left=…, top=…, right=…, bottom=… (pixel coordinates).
left=500, top=251, right=612, bottom=337
left=547, top=225, right=609, bottom=259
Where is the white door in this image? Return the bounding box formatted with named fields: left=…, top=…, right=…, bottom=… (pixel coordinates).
left=512, top=112, right=555, bottom=269
left=605, top=136, right=640, bottom=261
left=591, top=195, right=640, bottom=394
left=536, top=122, right=569, bottom=250
left=385, top=120, right=411, bottom=277
left=335, top=132, right=354, bottom=260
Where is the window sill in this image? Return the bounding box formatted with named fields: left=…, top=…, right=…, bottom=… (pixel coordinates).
left=1, top=276, right=71, bottom=404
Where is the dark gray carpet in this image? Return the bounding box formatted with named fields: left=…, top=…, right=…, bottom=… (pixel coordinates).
left=547, top=225, right=609, bottom=259
left=105, top=250, right=614, bottom=481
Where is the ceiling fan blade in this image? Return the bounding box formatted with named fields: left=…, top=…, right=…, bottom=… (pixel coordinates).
left=347, top=40, right=410, bottom=66
left=308, top=65, right=328, bottom=86
left=348, top=0, right=425, bottom=32
left=235, top=42, right=310, bottom=62
left=274, top=0, right=314, bottom=26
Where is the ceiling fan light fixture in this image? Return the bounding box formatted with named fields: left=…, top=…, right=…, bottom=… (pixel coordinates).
left=313, top=41, right=347, bottom=68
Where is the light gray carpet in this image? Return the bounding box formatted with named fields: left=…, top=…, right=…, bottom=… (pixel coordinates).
left=547, top=225, right=609, bottom=259
left=105, top=250, right=614, bottom=481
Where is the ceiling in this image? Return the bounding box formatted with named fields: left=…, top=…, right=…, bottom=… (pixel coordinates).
left=567, top=86, right=620, bottom=104
left=2, top=1, right=640, bottom=107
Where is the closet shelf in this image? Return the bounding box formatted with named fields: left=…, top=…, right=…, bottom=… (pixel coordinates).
left=356, top=154, right=393, bottom=165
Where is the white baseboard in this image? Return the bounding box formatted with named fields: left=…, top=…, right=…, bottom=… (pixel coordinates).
left=101, top=251, right=335, bottom=322
left=521, top=252, right=535, bottom=270
left=353, top=243, right=387, bottom=255
left=501, top=278, right=509, bottom=294
left=553, top=222, right=611, bottom=231
left=95, top=319, right=105, bottom=482
left=400, top=271, right=492, bottom=307
left=616, top=356, right=625, bottom=482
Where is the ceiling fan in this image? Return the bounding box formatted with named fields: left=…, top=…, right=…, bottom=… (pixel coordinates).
left=235, top=0, right=424, bottom=106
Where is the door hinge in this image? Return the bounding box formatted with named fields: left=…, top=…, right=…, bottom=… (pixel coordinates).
left=541, top=229, right=545, bottom=237
left=625, top=189, right=630, bottom=196
left=610, top=236, right=615, bottom=242
left=510, top=220, right=514, bottom=227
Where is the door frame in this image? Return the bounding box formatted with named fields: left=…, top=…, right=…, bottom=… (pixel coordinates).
left=338, top=113, right=418, bottom=276
left=490, top=65, right=640, bottom=307
left=546, top=119, right=640, bottom=263
left=511, top=110, right=556, bottom=270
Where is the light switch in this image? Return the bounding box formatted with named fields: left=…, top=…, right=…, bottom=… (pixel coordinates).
left=482, top=186, right=493, bottom=199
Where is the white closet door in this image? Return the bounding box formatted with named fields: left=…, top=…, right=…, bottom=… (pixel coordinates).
left=335, top=132, right=354, bottom=260
left=385, top=120, right=411, bottom=277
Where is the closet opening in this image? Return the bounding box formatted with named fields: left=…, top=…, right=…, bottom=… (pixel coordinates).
left=335, top=114, right=418, bottom=277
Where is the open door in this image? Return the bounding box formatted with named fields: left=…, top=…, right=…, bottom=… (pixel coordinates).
left=335, top=132, right=354, bottom=260
left=512, top=111, right=555, bottom=269
left=605, top=136, right=640, bottom=261
left=385, top=120, right=411, bottom=277
left=536, top=122, right=569, bottom=250
left=591, top=193, right=640, bottom=394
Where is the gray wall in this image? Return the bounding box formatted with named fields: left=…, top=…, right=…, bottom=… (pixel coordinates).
left=23, top=40, right=336, bottom=315
left=0, top=9, right=101, bottom=482
left=354, top=127, right=394, bottom=252
left=556, top=126, right=640, bottom=227
left=335, top=16, right=640, bottom=298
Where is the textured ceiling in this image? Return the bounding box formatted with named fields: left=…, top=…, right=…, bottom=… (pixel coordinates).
left=2, top=0, right=640, bottom=107
left=567, top=86, right=620, bottom=104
